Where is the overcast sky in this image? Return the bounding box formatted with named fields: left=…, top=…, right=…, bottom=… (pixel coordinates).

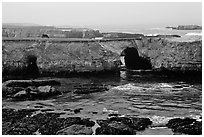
left=2, top=2, right=202, bottom=28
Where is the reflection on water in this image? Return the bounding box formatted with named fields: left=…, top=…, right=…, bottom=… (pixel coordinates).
left=3, top=70, right=202, bottom=126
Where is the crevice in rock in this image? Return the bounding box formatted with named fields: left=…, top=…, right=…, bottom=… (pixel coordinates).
left=26, top=55, right=39, bottom=77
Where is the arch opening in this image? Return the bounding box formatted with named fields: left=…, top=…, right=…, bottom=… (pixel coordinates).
left=26, top=55, right=39, bottom=77
left=121, top=47, right=152, bottom=70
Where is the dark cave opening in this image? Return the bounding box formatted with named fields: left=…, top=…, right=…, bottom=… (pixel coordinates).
left=26, top=55, right=39, bottom=77
left=121, top=47, right=152, bottom=70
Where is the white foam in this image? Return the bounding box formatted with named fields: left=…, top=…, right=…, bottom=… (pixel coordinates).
left=149, top=116, right=176, bottom=126
left=111, top=83, right=143, bottom=91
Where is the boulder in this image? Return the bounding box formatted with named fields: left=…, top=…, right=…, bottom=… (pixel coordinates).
left=12, top=86, right=61, bottom=100
left=96, top=116, right=152, bottom=135
left=38, top=86, right=52, bottom=94
left=2, top=79, right=61, bottom=98
left=96, top=121, right=136, bottom=135
left=37, top=86, right=61, bottom=97
left=2, top=85, right=24, bottom=97
left=166, top=117, right=202, bottom=135
left=56, top=124, right=93, bottom=135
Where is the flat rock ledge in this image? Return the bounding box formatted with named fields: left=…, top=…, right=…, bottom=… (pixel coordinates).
left=2, top=79, right=61, bottom=100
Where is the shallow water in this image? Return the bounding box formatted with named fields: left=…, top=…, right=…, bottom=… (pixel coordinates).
left=2, top=70, right=202, bottom=134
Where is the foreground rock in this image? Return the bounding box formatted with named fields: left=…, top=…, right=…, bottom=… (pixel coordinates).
left=166, top=117, right=202, bottom=135
left=57, top=124, right=93, bottom=135
left=96, top=116, right=152, bottom=135
left=2, top=108, right=95, bottom=135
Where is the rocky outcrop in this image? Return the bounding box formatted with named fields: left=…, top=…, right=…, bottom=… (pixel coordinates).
left=166, top=117, right=202, bottom=135
left=12, top=86, right=61, bottom=100
left=2, top=79, right=61, bottom=100
left=3, top=79, right=60, bottom=87
left=135, top=36, right=202, bottom=72
left=2, top=37, right=202, bottom=76
left=166, top=25, right=202, bottom=30
left=96, top=116, right=152, bottom=135
left=2, top=38, right=123, bottom=76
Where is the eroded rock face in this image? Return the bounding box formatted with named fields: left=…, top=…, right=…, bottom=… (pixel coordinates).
left=166, top=117, right=202, bottom=135
left=96, top=116, right=152, bottom=135
left=137, top=37, right=202, bottom=72
left=2, top=37, right=202, bottom=75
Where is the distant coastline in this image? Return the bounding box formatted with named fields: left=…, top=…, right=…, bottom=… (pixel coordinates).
left=166, top=25, right=202, bottom=30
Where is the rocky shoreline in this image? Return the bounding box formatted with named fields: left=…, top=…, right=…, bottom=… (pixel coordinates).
left=2, top=78, right=202, bottom=135
left=2, top=108, right=202, bottom=135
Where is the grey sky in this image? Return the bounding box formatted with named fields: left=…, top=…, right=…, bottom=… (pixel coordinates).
left=2, top=2, right=202, bottom=28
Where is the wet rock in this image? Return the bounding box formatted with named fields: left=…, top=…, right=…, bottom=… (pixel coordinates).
left=2, top=85, right=24, bottom=97
left=56, top=124, right=93, bottom=135
left=12, top=86, right=61, bottom=100
left=38, top=86, right=52, bottom=94
left=2, top=108, right=38, bottom=135
left=3, top=79, right=61, bottom=100
left=79, top=118, right=95, bottom=127
left=96, top=121, right=136, bottom=135
left=38, top=116, right=94, bottom=135
left=166, top=117, right=202, bottom=135
left=109, top=116, right=152, bottom=131
left=3, top=79, right=61, bottom=88
left=96, top=116, right=152, bottom=135
left=2, top=108, right=95, bottom=135
left=37, top=86, right=61, bottom=96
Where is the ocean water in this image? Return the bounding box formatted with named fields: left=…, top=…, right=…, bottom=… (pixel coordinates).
left=97, top=26, right=202, bottom=36
left=2, top=70, right=202, bottom=134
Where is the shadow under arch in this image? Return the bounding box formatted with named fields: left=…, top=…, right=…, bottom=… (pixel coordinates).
left=121, top=47, right=152, bottom=70
left=26, top=55, right=39, bottom=77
